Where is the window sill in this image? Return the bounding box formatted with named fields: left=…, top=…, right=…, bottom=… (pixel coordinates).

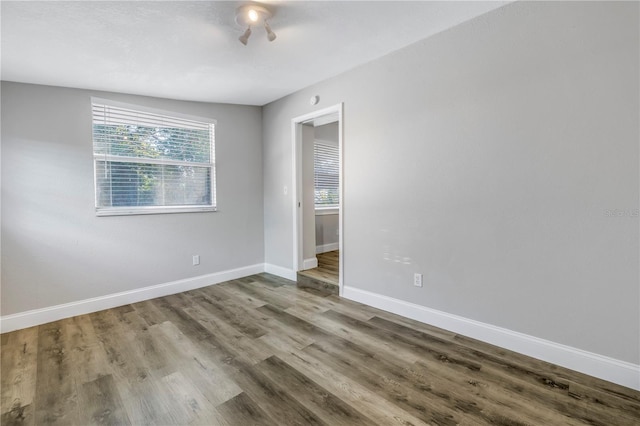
left=96, top=206, right=217, bottom=216
left=315, top=207, right=339, bottom=216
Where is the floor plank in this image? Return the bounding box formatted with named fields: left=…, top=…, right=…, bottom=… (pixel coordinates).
left=77, top=374, right=131, bottom=426
left=2, top=273, right=639, bottom=425
left=33, top=320, right=80, bottom=425
left=1, top=327, right=38, bottom=426
left=256, top=355, right=374, bottom=426
left=216, top=392, right=274, bottom=426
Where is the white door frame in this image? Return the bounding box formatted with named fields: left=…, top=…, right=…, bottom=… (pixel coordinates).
left=291, top=103, right=344, bottom=296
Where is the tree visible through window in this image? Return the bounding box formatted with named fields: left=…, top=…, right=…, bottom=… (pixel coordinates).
left=92, top=100, right=216, bottom=215
left=314, top=140, right=339, bottom=207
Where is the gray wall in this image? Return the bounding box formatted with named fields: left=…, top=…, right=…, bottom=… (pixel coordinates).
left=315, top=213, right=338, bottom=251
left=314, top=122, right=339, bottom=144
left=1, top=82, right=264, bottom=315
left=263, top=1, right=639, bottom=363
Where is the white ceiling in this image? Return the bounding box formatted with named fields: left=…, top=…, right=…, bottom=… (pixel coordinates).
left=1, top=1, right=509, bottom=106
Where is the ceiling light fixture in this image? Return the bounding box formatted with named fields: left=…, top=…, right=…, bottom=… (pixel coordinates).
left=235, top=3, right=277, bottom=46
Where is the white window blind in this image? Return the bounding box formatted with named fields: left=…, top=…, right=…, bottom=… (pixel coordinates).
left=314, top=140, right=339, bottom=207
left=92, top=100, right=216, bottom=215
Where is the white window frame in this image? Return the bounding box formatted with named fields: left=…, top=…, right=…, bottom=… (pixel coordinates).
left=92, top=97, right=217, bottom=216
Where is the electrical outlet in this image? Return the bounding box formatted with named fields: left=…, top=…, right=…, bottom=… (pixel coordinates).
left=193, top=255, right=200, bottom=266
left=413, top=273, right=423, bottom=287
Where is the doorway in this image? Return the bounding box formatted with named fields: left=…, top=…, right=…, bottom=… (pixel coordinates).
left=291, top=103, right=343, bottom=296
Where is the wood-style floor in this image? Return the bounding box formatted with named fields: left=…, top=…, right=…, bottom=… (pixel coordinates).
left=2, top=273, right=639, bottom=425
left=297, top=250, right=339, bottom=286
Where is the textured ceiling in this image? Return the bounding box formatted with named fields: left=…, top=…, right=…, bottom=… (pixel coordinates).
left=1, top=1, right=509, bottom=106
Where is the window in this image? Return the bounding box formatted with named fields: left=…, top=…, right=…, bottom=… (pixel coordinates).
left=314, top=140, right=339, bottom=208
left=92, top=99, right=216, bottom=216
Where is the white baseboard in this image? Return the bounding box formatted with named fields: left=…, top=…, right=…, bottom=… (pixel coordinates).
left=302, top=257, right=318, bottom=270
left=343, top=285, right=640, bottom=391
left=316, top=242, right=339, bottom=254
left=0, top=264, right=264, bottom=333
left=264, top=263, right=297, bottom=281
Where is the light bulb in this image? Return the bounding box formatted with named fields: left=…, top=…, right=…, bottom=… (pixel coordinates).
left=248, top=9, right=258, bottom=22
left=264, top=21, right=277, bottom=42
left=238, top=27, right=252, bottom=45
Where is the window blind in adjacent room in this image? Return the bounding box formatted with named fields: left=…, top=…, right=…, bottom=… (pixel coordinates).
left=314, top=140, right=339, bottom=208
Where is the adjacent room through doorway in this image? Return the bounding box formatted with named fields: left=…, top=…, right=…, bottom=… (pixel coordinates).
left=292, top=105, right=343, bottom=294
